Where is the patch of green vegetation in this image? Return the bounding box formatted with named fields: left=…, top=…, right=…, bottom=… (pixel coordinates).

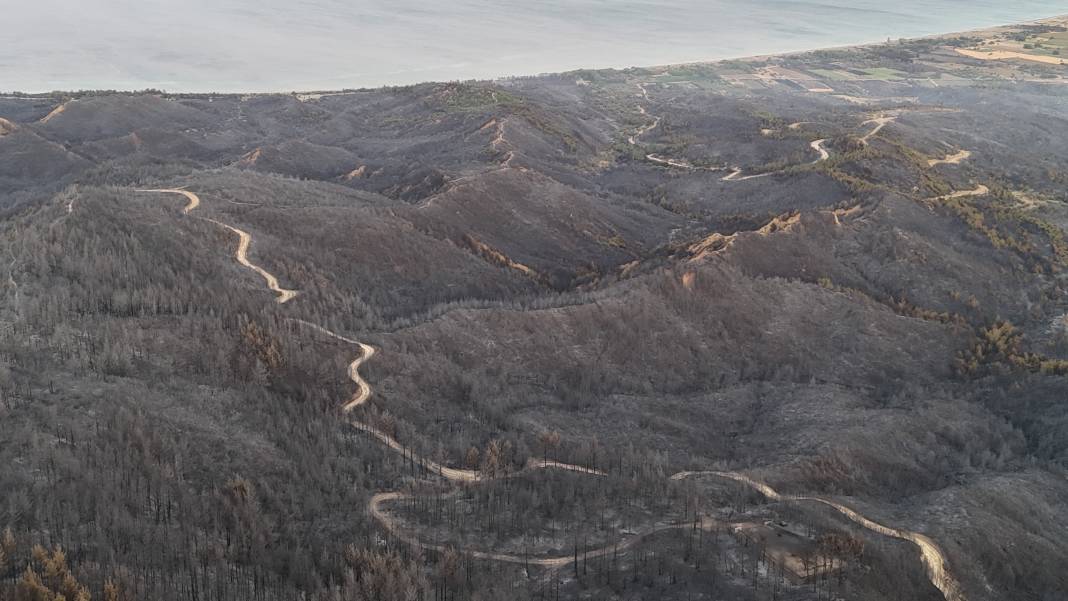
left=566, top=68, right=629, bottom=84
left=878, top=138, right=936, bottom=173
left=1034, top=219, right=1068, bottom=265
left=746, top=108, right=785, bottom=129
left=437, top=83, right=523, bottom=111
left=658, top=64, right=722, bottom=83
left=1020, top=32, right=1068, bottom=56
left=942, top=36, right=981, bottom=48
left=715, top=59, right=754, bottom=71
left=859, top=67, right=908, bottom=80
left=749, top=153, right=806, bottom=176
left=930, top=192, right=1027, bottom=253
left=583, top=81, right=646, bottom=117
left=841, top=136, right=1068, bottom=272
left=805, top=149, right=884, bottom=193
left=610, top=138, right=646, bottom=162
left=805, top=48, right=858, bottom=62
left=927, top=183, right=1068, bottom=272
left=512, top=104, right=580, bottom=152
left=816, top=277, right=967, bottom=326
left=807, top=68, right=853, bottom=80
left=804, top=142, right=889, bottom=195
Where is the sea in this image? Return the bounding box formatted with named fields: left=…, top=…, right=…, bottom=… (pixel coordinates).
left=1, top=0, right=1066, bottom=93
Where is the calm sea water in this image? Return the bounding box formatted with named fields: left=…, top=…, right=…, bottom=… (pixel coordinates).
left=2, top=0, right=1066, bottom=93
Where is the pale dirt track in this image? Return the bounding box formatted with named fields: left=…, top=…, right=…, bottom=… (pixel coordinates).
left=810, top=139, right=830, bottom=162
left=140, top=186, right=964, bottom=600
left=671, top=472, right=964, bottom=601
left=860, top=115, right=895, bottom=145
left=928, top=149, right=971, bottom=167
left=39, top=101, right=71, bottom=124
left=931, top=184, right=989, bottom=202
left=719, top=139, right=827, bottom=182
left=289, top=319, right=374, bottom=411
left=370, top=489, right=718, bottom=567
left=136, top=189, right=298, bottom=303
left=647, top=153, right=698, bottom=169
left=137, top=188, right=199, bottom=213
left=719, top=167, right=772, bottom=182
left=490, top=117, right=521, bottom=169
left=206, top=219, right=299, bottom=304
left=0, top=117, right=17, bottom=136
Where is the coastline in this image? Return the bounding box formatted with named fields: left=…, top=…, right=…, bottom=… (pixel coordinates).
left=2, top=12, right=1066, bottom=98
left=686, top=12, right=1068, bottom=65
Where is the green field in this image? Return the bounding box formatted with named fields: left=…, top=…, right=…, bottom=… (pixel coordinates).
left=807, top=68, right=854, bottom=80
left=859, top=67, right=908, bottom=79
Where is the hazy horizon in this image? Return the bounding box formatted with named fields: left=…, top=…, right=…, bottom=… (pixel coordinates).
left=3, top=0, right=1067, bottom=93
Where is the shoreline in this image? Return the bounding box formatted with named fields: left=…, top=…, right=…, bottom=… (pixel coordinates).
left=2, top=12, right=1066, bottom=98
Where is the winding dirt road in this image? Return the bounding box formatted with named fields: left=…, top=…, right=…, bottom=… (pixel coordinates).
left=647, top=153, right=699, bottom=169
left=810, top=139, right=830, bottom=162
left=628, top=88, right=717, bottom=171
left=307, top=312, right=962, bottom=600
left=207, top=219, right=299, bottom=304
left=292, top=317, right=605, bottom=485
left=719, top=167, right=772, bottom=182
left=628, top=83, right=830, bottom=179
left=137, top=188, right=199, bottom=213
left=370, top=488, right=719, bottom=567
left=136, top=189, right=298, bottom=303
left=860, top=114, right=895, bottom=145
left=136, top=184, right=964, bottom=600
left=670, top=471, right=963, bottom=601
left=490, top=117, right=521, bottom=169
left=628, top=106, right=662, bottom=146
left=719, top=139, right=827, bottom=182
left=288, top=319, right=629, bottom=562
left=289, top=319, right=374, bottom=410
